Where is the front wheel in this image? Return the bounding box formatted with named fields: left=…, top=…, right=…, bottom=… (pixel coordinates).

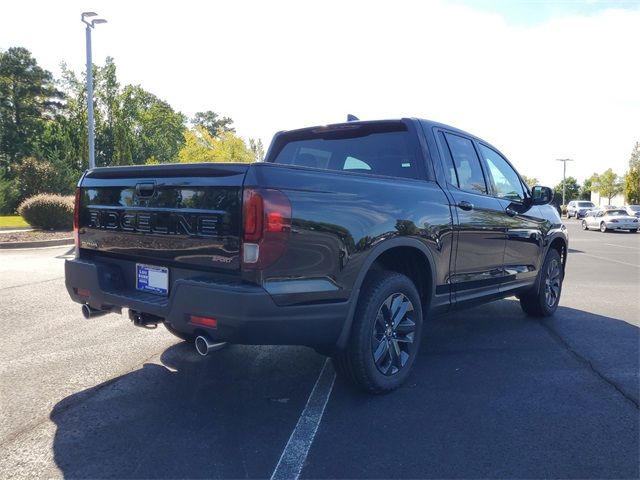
left=581, top=220, right=588, bottom=230
left=600, top=222, right=608, bottom=233
left=332, top=271, right=423, bottom=394
left=520, top=249, right=563, bottom=317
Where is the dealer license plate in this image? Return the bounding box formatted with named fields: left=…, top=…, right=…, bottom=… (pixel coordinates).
left=136, top=264, right=169, bottom=296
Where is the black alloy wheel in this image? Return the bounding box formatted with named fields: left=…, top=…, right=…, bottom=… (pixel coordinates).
left=371, top=293, right=416, bottom=376
left=332, top=271, right=423, bottom=393
left=543, top=256, right=562, bottom=309
left=520, top=249, right=563, bottom=317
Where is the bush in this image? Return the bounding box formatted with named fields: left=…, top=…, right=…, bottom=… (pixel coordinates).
left=18, top=194, right=75, bottom=230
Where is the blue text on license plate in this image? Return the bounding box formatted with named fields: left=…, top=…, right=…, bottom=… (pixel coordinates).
left=136, top=264, right=169, bottom=296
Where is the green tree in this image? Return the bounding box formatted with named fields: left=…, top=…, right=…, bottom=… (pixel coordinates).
left=119, top=85, right=185, bottom=164
left=214, top=131, right=254, bottom=163
left=580, top=173, right=598, bottom=200
left=521, top=175, right=538, bottom=188
left=623, top=142, right=640, bottom=204
left=178, top=126, right=218, bottom=163
left=0, top=47, right=62, bottom=176
left=178, top=127, right=253, bottom=164
left=191, top=110, right=234, bottom=138
left=554, top=176, right=580, bottom=204
left=249, top=138, right=265, bottom=162
left=594, top=168, right=622, bottom=204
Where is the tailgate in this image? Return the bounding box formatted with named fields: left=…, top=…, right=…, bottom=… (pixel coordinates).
left=78, top=163, right=248, bottom=272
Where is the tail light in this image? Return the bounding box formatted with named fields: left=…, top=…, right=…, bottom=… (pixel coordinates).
left=73, top=187, right=81, bottom=254
left=242, top=188, right=291, bottom=268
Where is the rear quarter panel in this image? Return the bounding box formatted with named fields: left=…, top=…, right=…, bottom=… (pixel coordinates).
left=244, top=163, right=454, bottom=306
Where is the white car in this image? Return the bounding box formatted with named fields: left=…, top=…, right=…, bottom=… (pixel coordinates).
left=582, top=209, right=639, bottom=232
left=623, top=205, right=640, bottom=218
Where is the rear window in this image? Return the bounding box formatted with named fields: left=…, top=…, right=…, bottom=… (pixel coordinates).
left=270, top=125, right=420, bottom=179
left=606, top=210, right=627, bottom=216
left=578, top=202, right=594, bottom=207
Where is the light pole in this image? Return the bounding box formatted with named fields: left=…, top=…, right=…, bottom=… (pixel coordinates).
left=556, top=158, right=574, bottom=209
left=81, top=12, right=107, bottom=170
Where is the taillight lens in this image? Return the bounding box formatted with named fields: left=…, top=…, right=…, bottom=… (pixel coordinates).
left=73, top=187, right=81, bottom=254
left=242, top=188, right=291, bottom=269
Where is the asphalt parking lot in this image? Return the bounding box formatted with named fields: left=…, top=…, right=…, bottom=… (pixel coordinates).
left=1, top=218, right=638, bottom=479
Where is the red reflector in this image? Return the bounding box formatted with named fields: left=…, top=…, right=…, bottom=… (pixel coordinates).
left=73, top=187, right=81, bottom=251
left=190, top=315, right=218, bottom=328
left=76, top=288, right=90, bottom=298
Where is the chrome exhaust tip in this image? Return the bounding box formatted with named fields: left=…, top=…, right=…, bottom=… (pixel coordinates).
left=195, top=335, right=227, bottom=356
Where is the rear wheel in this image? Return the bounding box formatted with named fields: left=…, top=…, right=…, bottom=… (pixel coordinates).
left=163, top=323, right=196, bottom=343
left=600, top=222, right=608, bottom=233
left=520, top=249, right=563, bottom=317
left=332, top=271, right=423, bottom=394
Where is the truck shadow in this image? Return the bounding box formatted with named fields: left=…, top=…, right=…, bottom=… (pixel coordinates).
left=49, top=300, right=639, bottom=479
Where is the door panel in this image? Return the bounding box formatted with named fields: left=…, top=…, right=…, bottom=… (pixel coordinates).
left=497, top=200, right=545, bottom=293
left=449, top=190, right=507, bottom=302
left=437, top=131, right=507, bottom=304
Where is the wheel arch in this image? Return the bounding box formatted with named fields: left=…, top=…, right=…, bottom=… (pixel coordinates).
left=336, top=237, right=437, bottom=349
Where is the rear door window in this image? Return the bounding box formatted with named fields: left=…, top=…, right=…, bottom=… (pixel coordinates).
left=442, top=132, right=487, bottom=194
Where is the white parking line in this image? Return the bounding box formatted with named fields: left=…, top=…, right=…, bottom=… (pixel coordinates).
left=572, top=251, right=640, bottom=268
left=270, top=358, right=336, bottom=480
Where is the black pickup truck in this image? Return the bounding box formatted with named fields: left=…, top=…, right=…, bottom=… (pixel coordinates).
left=66, top=118, right=567, bottom=393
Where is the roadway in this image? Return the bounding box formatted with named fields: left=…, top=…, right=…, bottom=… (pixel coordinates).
left=0, top=219, right=638, bottom=478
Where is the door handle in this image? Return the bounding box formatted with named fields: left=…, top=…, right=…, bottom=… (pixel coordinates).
left=457, top=201, right=474, bottom=211
left=505, top=207, right=517, bottom=217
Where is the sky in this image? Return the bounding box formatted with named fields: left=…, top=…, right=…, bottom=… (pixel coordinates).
left=1, top=0, right=639, bottom=186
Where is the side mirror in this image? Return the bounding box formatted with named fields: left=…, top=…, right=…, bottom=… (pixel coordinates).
left=530, top=186, right=553, bottom=205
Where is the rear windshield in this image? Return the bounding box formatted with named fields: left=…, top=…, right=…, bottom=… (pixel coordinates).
left=271, top=125, right=420, bottom=179
left=577, top=202, right=594, bottom=207
left=606, top=210, right=628, bottom=216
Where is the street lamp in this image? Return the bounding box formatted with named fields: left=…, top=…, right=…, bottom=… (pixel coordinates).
left=556, top=158, right=574, bottom=208
left=81, top=12, right=107, bottom=170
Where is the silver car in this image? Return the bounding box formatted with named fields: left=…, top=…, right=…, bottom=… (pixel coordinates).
left=582, top=209, right=639, bottom=232
left=567, top=200, right=595, bottom=218
left=623, top=205, right=640, bottom=218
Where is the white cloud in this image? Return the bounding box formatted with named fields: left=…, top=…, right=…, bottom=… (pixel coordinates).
left=1, top=0, right=638, bottom=186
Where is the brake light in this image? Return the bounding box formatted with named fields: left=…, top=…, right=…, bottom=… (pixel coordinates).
left=73, top=187, right=81, bottom=254
left=242, top=188, right=291, bottom=268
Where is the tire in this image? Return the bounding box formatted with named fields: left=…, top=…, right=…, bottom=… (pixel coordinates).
left=520, top=249, right=563, bottom=317
left=600, top=222, right=608, bottom=233
left=332, top=271, right=423, bottom=394
left=163, top=322, right=196, bottom=343
left=581, top=220, right=588, bottom=230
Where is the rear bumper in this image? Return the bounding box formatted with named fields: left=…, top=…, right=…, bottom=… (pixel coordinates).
left=605, top=222, right=638, bottom=230
left=65, top=258, right=348, bottom=347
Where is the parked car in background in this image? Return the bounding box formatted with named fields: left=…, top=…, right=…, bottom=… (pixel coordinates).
left=582, top=208, right=639, bottom=232
left=567, top=200, right=595, bottom=218
left=623, top=205, right=640, bottom=218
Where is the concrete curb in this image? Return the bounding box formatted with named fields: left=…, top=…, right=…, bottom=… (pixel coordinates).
left=0, top=237, right=74, bottom=249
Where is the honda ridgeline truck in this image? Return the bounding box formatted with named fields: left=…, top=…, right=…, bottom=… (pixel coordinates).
left=65, top=118, right=568, bottom=393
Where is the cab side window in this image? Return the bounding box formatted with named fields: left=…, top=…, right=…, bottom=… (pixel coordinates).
left=442, top=132, right=487, bottom=194
left=478, top=144, right=525, bottom=202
